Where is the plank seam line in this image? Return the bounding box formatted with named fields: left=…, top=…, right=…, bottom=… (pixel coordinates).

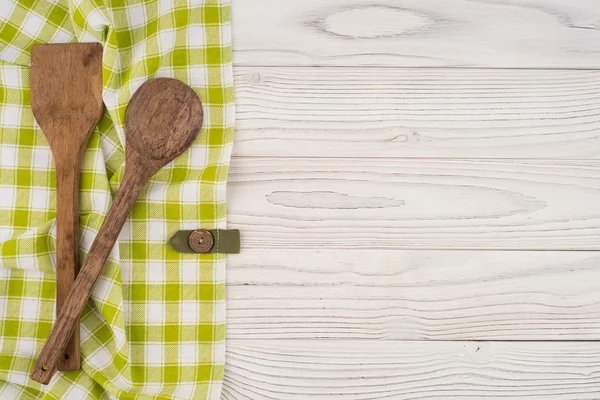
left=234, top=247, right=600, bottom=252
left=233, top=64, right=600, bottom=72
left=231, top=155, right=600, bottom=162
left=227, top=338, right=600, bottom=343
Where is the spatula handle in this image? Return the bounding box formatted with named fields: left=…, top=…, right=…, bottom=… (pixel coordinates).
left=54, top=160, right=83, bottom=370
left=31, top=167, right=146, bottom=384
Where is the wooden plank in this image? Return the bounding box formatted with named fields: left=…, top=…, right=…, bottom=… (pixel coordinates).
left=232, top=0, right=600, bottom=68
left=223, top=340, right=600, bottom=399
left=233, top=67, right=600, bottom=159
left=227, top=157, right=600, bottom=250
left=226, top=249, right=600, bottom=340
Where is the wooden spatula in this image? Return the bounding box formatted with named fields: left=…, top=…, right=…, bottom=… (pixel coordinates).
left=30, top=78, right=203, bottom=384
left=31, top=43, right=104, bottom=371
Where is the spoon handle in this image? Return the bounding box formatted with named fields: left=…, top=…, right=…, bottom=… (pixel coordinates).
left=31, top=165, right=146, bottom=384
left=54, top=159, right=83, bottom=371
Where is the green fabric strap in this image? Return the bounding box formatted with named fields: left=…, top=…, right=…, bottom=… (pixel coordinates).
left=170, top=229, right=241, bottom=254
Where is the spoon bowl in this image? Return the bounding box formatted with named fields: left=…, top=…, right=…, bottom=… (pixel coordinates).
left=126, top=78, right=203, bottom=166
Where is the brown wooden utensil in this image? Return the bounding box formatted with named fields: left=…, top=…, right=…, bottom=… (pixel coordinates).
left=30, top=78, right=203, bottom=384
left=31, top=43, right=104, bottom=371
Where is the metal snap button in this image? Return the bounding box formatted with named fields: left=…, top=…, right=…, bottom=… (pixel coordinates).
left=188, top=229, right=214, bottom=253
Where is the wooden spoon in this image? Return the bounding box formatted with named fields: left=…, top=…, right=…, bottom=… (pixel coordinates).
left=30, top=78, right=203, bottom=384
left=31, top=43, right=104, bottom=371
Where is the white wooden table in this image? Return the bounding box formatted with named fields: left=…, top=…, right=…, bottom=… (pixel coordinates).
left=223, top=1, right=600, bottom=398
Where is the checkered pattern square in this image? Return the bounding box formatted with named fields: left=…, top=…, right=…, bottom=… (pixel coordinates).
left=0, top=0, right=233, bottom=399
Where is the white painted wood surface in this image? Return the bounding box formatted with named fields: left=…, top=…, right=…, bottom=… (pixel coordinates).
left=226, top=249, right=600, bottom=340
left=223, top=340, right=600, bottom=399
left=228, top=158, right=600, bottom=250
left=233, top=68, right=600, bottom=159
left=225, top=0, right=600, bottom=397
left=231, top=0, right=600, bottom=68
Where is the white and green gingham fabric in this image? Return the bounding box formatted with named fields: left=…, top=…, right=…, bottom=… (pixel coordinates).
left=0, top=0, right=234, bottom=398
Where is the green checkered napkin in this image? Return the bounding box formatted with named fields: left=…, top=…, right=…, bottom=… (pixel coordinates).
left=0, top=0, right=234, bottom=398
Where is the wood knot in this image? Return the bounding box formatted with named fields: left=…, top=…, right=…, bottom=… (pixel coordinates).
left=322, top=6, right=430, bottom=39
left=248, top=72, right=262, bottom=84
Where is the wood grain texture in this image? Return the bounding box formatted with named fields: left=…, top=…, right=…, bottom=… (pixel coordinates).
left=31, top=78, right=203, bottom=384
left=226, top=1, right=600, bottom=394
left=233, top=68, right=600, bottom=159
left=227, top=157, right=600, bottom=250
left=232, top=0, right=600, bottom=68
left=223, top=340, right=600, bottom=399
left=226, top=249, right=600, bottom=340
left=31, top=43, right=104, bottom=370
